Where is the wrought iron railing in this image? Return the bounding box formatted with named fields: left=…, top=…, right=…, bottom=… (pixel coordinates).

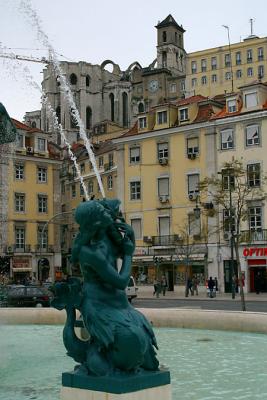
left=240, top=229, right=267, bottom=243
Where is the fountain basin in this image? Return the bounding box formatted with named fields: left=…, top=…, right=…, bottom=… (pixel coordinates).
left=1, top=307, right=267, bottom=334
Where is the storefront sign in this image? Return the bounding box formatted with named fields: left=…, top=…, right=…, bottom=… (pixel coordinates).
left=13, top=258, right=30, bottom=269
left=134, top=247, right=149, bottom=256
left=243, top=247, right=267, bottom=257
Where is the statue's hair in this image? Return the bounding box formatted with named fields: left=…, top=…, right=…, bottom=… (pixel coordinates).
left=75, top=200, right=113, bottom=231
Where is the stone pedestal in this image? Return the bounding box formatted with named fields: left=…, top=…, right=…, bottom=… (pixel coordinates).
left=61, top=369, right=171, bottom=400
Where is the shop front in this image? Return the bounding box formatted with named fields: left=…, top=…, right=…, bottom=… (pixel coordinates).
left=12, top=257, right=32, bottom=283
left=243, top=247, right=267, bottom=292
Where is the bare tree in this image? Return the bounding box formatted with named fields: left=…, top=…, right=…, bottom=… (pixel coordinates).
left=199, top=160, right=266, bottom=311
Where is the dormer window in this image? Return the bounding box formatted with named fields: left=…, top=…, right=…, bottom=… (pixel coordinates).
left=157, top=111, right=167, bottom=125
left=245, top=92, right=258, bottom=108
left=138, top=117, right=147, bottom=129
left=227, top=99, right=237, bottom=113
left=179, top=108, right=188, bottom=122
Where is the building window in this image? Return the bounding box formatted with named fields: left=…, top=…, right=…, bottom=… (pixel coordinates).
left=247, top=164, right=261, bottom=187
left=201, top=76, right=207, bottom=85
left=179, top=108, right=188, bottom=121
left=245, top=92, right=257, bottom=108
left=180, top=80, right=185, bottom=91
left=70, top=73, right=78, bottom=85
left=258, top=65, right=264, bottom=79
left=221, top=171, right=235, bottom=191
left=86, top=75, right=90, bottom=87
left=211, top=57, right=217, bottom=70
left=15, top=227, right=25, bottom=249
left=72, top=166, right=76, bottom=178
left=221, top=129, right=234, bottom=150
left=15, top=193, right=25, bottom=212
left=80, top=183, right=85, bottom=196
left=15, top=164, right=24, bottom=180
left=80, top=163, right=85, bottom=173
left=157, top=111, right=167, bottom=125
left=223, top=209, right=236, bottom=233
left=247, top=67, right=253, bottom=77
left=131, top=219, right=142, bottom=240
left=158, top=177, right=169, bottom=197
left=225, top=54, right=231, bottom=67
left=88, top=180, right=94, bottom=195
left=236, top=51, right=241, bottom=65
left=37, top=223, right=48, bottom=249
left=37, top=138, right=46, bottom=152
left=130, top=147, right=140, bottom=164
left=247, top=49, right=253, bottom=63
left=191, top=61, right=197, bottom=74
left=138, top=102, right=145, bottom=113
left=189, top=213, right=201, bottom=236
left=162, top=31, right=167, bottom=42
left=56, top=106, right=61, bottom=124
left=211, top=74, right=217, bottom=83
left=130, top=181, right=141, bottom=200
left=138, top=117, right=147, bottom=129
left=236, top=69, right=242, bottom=79
left=86, top=107, right=92, bottom=130
left=246, top=124, right=260, bottom=146
left=37, top=167, right=47, bottom=183
left=107, top=175, right=113, bottom=190
left=162, top=51, right=167, bottom=67
left=109, top=93, right=115, bottom=122
left=157, top=142, right=168, bottom=160
left=225, top=71, right=231, bottom=80
left=170, top=83, right=177, bottom=93
left=201, top=59, right=207, bottom=72
left=98, top=156, right=104, bottom=168
left=17, top=134, right=24, bottom=148
left=108, top=153, right=114, bottom=168
left=38, top=195, right=48, bottom=213
left=249, top=206, right=262, bottom=230
left=71, top=184, right=76, bottom=198
left=258, top=47, right=264, bottom=61
left=187, top=137, right=199, bottom=156
left=188, top=174, right=199, bottom=197
left=227, top=99, right=237, bottom=113
left=191, top=78, right=197, bottom=87
left=159, top=216, right=170, bottom=236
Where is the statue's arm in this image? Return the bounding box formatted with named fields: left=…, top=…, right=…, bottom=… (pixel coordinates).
left=80, top=244, right=132, bottom=290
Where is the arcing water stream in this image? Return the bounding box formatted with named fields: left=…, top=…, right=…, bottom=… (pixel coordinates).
left=19, top=0, right=106, bottom=199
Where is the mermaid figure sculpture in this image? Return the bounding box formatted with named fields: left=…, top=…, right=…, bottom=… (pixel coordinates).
left=52, top=199, right=159, bottom=376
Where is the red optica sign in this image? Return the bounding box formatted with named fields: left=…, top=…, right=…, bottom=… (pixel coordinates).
left=243, top=247, right=267, bottom=257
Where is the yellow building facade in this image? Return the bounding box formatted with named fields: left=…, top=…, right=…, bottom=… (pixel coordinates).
left=2, top=120, right=61, bottom=283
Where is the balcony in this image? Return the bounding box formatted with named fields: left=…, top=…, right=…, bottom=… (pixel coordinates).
left=146, top=235, right=182, bottom=246
left=240, top=229, right=267, bottom=243
left=34, top=245, right=55, bottom=253
left=5, top=244, right=31, bottom=253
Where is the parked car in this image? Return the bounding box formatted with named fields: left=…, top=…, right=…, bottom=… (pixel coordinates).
left=126, top=276, right=138, bottom=302
left=6, top=285, right=52, bottom=307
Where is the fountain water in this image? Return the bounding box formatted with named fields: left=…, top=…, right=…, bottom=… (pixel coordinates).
left=19, top=0, right=106, bottom=199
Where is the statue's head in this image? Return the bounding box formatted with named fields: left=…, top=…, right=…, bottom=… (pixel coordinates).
left=75, top=200, right=113, bottom=233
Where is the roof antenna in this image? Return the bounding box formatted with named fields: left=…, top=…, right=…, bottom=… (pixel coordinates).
left=249, top=18, right=254, bottom=36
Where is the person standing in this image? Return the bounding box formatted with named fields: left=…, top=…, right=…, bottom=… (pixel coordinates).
left=208, top=276, right=215, bottom=298
left=186, top=277, right=193, bottom=297
left=192, top=275, right=199, bottom=296
left=161, top=275, right=168, bottom=296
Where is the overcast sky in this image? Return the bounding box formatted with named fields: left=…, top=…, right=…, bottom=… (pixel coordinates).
left=1, top=0, right=267, bottom=121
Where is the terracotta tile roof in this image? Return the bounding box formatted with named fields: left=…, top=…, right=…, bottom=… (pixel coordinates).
left=176, top=95, right=207, bottom=107
left=12, top=118, right=43, bottom=133
left=210, top=96, right=242, bottom=120
left=121, top=121, right=139, bottom=138
left=193, top=104, right=215, bottom=123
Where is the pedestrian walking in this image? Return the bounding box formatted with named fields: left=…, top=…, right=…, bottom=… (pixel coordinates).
left=192, top=275, right=199, bottom=296
left=186, top=277, right=193, bottom=297
left=161, top=275, right=168, bottom=296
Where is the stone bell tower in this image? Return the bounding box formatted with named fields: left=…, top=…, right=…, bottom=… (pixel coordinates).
left=156, top=14, right=186, bottom=75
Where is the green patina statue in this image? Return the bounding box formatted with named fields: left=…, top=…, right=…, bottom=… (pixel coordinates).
left=0, top=103, right=17, bottom=144
left=52, top=199, right=159, bottom=377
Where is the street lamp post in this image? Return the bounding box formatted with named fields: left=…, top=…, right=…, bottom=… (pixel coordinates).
left=229, top=181, right=236, bottom=299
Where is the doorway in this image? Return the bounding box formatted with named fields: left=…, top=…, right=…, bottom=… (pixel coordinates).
left=250, top=267, right=267, bottom=292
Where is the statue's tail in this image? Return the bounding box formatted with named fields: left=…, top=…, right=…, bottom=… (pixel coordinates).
left=63, top=307, right=88, bottom=363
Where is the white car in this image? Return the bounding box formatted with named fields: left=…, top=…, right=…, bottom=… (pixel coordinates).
left=126, top=276, right=138, bottom=302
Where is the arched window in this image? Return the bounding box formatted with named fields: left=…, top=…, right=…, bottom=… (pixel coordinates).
left=31, top=121, right=36, bottom=128
left=122, top=92, right=128, bottom=127
left=86, top=106, right=92, bottom=129
left=86, top=75, right=90, bottom=87
left=162, top=31, right=167, bottom=42
left=70, top=109, right=78, bottom=129
left=56, top=106, right=61, bottom=124
left=109, top=93, right=115, bottom=121
left=70, top=73, right=78, bottom=85
left=138, top=103, right=144, bottom=113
